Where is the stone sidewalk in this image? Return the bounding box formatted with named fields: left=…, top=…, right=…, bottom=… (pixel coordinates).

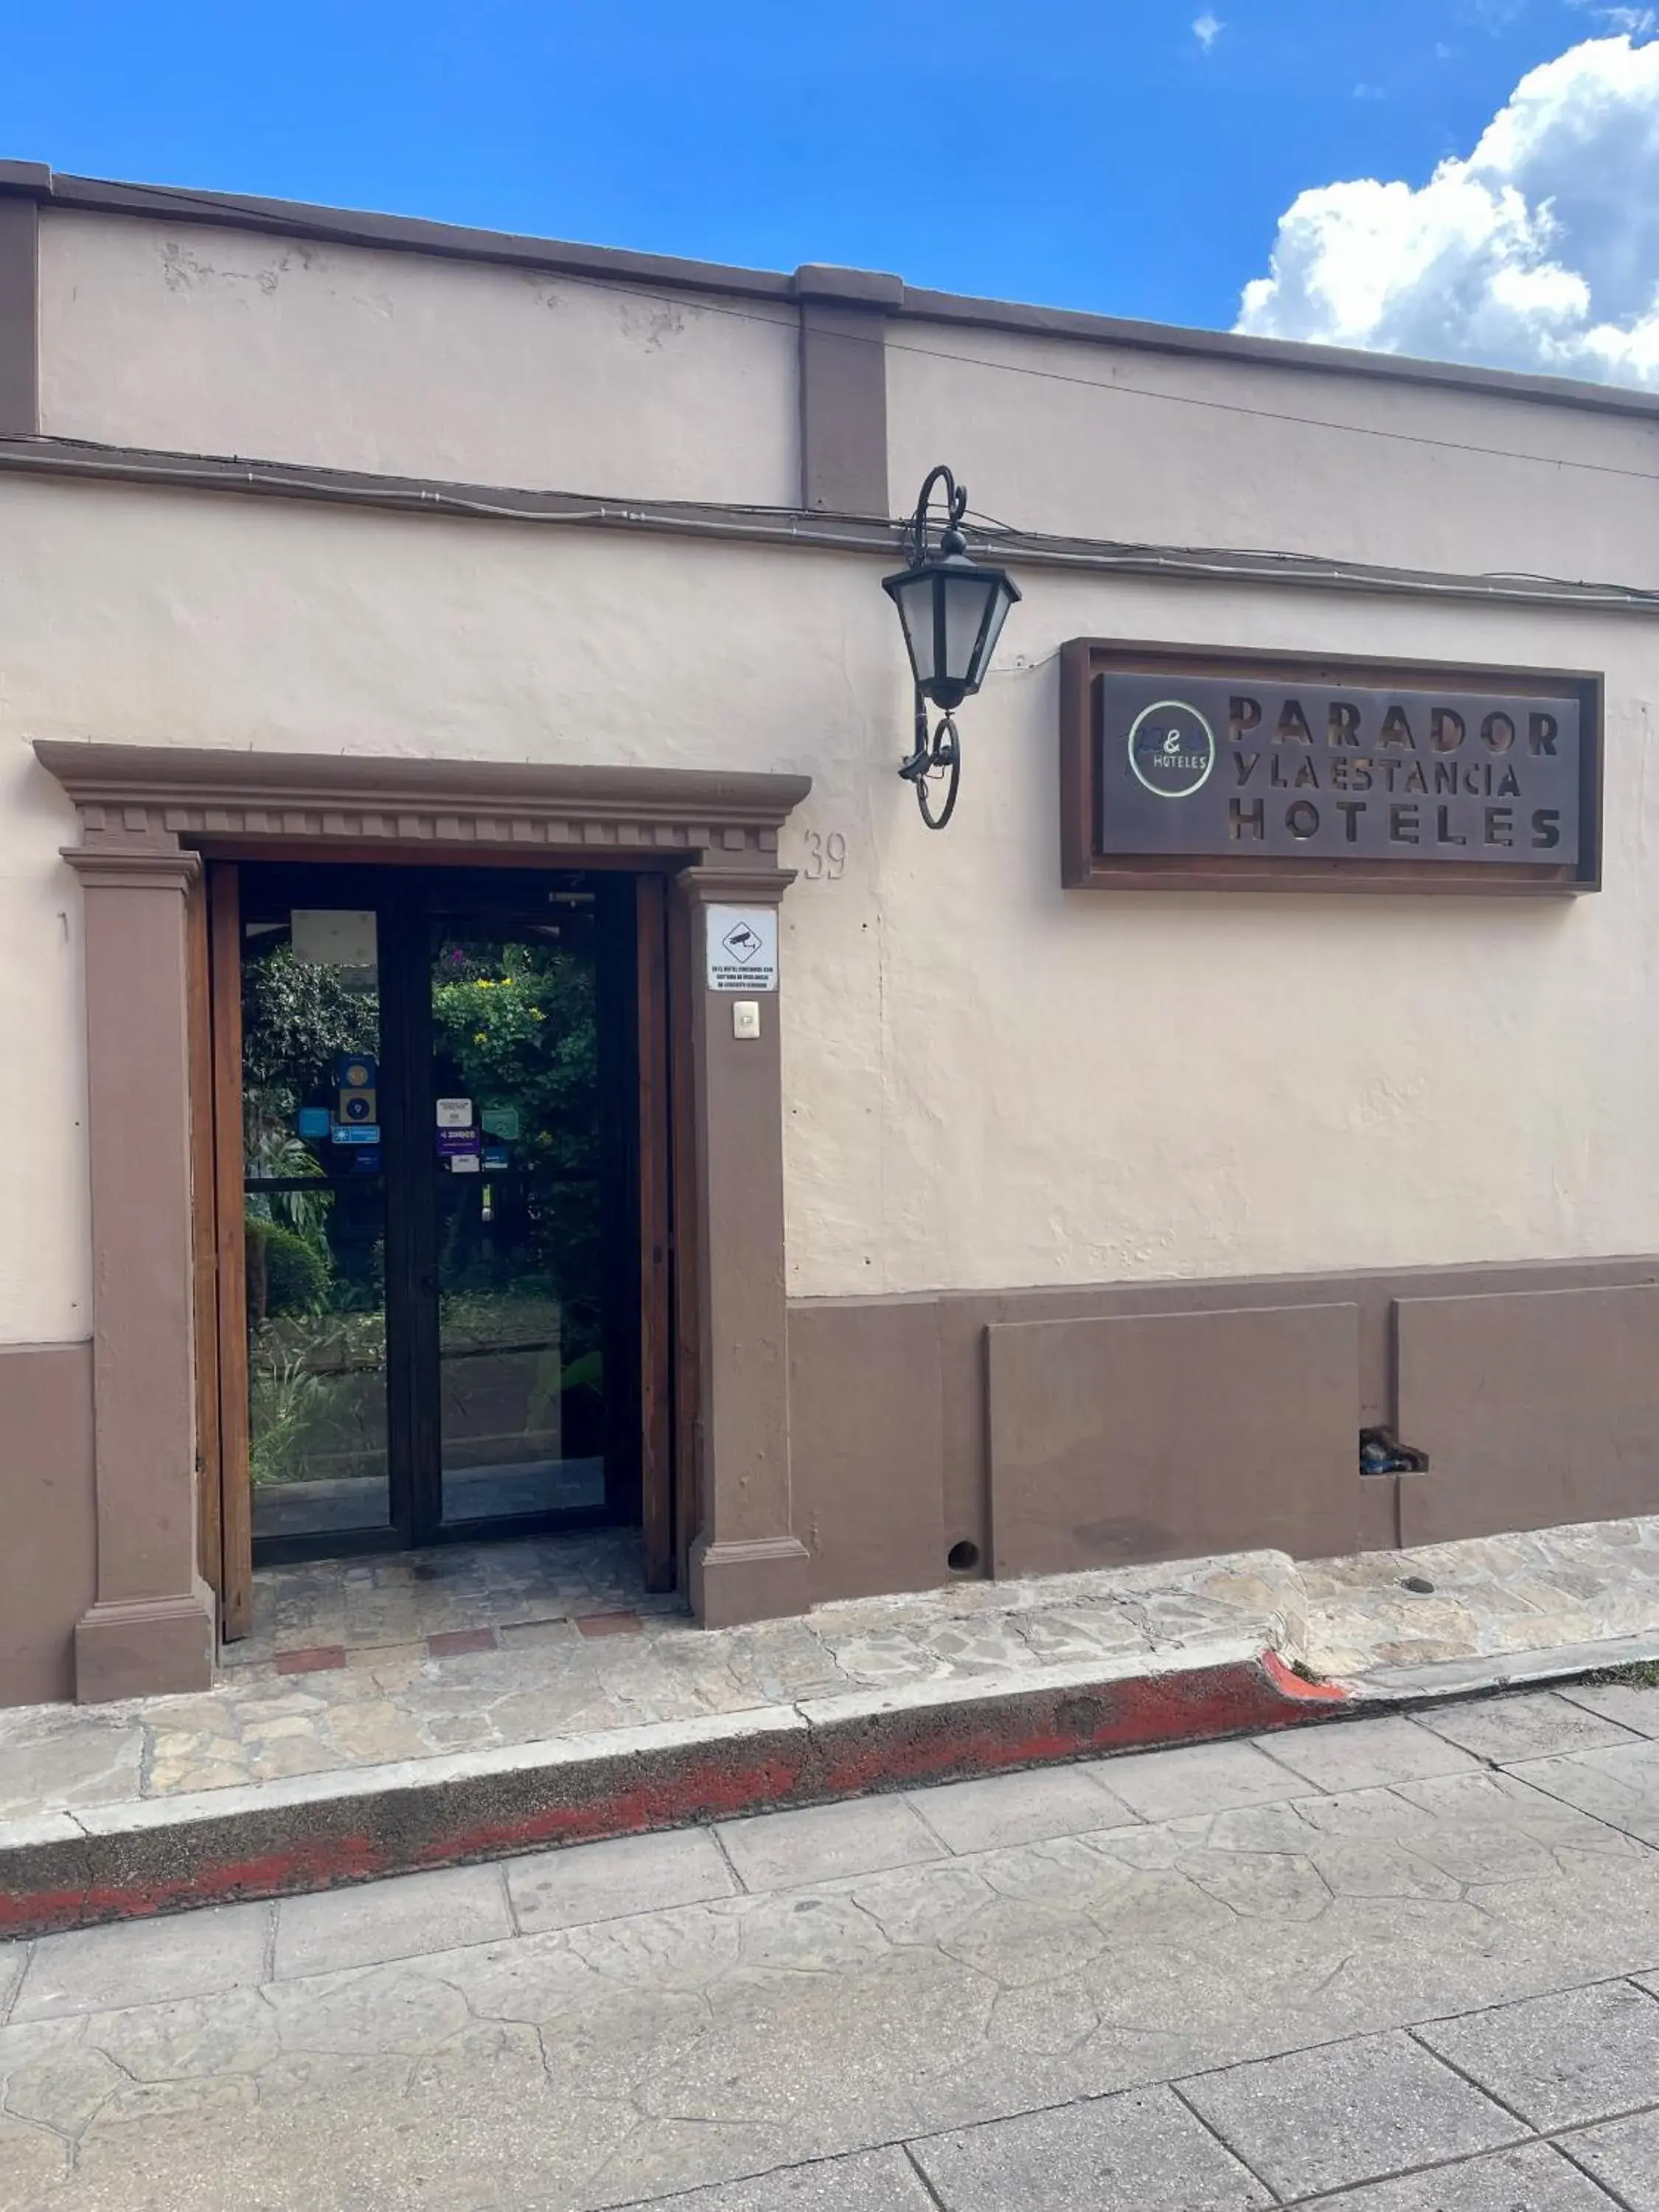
left=7, top=1513, right=1659, bottom=1935
left=9, top=1687, right=1659, bottom=2208
left=0, top=1537, right=1307, bottom=1821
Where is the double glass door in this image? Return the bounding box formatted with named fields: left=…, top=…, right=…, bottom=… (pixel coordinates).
left=237, top=864, right=642, bottom=1560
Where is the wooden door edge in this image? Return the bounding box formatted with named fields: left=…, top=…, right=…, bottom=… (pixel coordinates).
left=666, top=883, right=702, bottom=1593
left=637, top=874, right=675, bottom=1592
left=208, top=862, right=253, bottom=1641
left=187, top=870, right=222, bottom=1614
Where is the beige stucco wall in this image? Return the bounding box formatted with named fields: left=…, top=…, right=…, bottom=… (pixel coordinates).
left=0, top=740, right=91, bottom=1344
left=3, top=468, right=1658, bottom=1338
left=36, top=212, right=801, bottom=505
left=886, top=318, right=1659, bottom=587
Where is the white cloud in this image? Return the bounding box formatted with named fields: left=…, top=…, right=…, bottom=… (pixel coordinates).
left=1573, top=4, right=1658, bottom=35
left=1192, top=13, right=1222, bottom=52
left=1236, top=33, right=1659, bottom=388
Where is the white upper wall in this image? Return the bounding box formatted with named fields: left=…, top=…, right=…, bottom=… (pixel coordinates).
left=35, top=195, right=1659, bottom=592
left=886, top=318, right=1659, bottom=587
left=5, top=472, right=1659, bottom=1340
left=36, top=210, right=802, bottom=505
left=13, top=194, right=1659, bottom=1340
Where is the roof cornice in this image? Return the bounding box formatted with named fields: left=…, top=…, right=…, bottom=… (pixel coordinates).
left=8, top=158, right=1659, bottom=425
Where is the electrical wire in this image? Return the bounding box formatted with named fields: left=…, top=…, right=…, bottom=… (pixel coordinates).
left=8, top=433, right=1659, bottom=613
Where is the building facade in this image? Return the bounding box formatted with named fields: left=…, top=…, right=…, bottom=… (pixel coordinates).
left=3, top=161, right=1658, bottom=1708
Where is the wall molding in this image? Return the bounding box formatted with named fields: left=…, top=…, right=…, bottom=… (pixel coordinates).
left=35, top=742, right=813, bottom=861
left=13, top=159, right=1659, bottom=427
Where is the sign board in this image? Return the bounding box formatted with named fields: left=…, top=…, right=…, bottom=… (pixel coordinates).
left=1060, top=643, right=1601, bottom=894
left=293, top=909, right=378, bottom=970
left=706, top=905, right=779, bottom=992
left=435, top=1098, right=473, bottom=1128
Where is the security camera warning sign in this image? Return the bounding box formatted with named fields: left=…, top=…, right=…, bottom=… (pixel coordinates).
left=706, top=905, right=779, bottom=992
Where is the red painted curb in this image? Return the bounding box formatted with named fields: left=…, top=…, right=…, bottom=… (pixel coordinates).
left=0, top=1648, right=1352, bottom=1938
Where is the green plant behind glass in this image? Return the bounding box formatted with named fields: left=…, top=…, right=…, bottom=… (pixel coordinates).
left=431, top=940, right=602, bottom=1365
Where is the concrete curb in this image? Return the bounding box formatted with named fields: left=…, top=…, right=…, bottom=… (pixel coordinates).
left=1346, top=1632, right=1659, bottom=1703
left=0, top=1642, right=1348, bottom=1938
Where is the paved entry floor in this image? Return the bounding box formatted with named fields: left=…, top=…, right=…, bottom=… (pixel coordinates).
left=220, top=1528, right=676, bottom=1670
left=10, top=1687, right=1659, bottom=2208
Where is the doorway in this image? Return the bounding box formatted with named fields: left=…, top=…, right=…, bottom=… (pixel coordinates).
left=202, top=860, right=673, bottom=1623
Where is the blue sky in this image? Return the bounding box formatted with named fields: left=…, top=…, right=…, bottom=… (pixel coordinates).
left=0, top=1, right=1649, bottom=347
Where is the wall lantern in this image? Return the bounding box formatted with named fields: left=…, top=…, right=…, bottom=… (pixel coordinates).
left=883, top=464, right=1021, bottom=829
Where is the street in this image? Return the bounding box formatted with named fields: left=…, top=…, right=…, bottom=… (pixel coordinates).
left=7, top=1685, right=1659, bottom=2211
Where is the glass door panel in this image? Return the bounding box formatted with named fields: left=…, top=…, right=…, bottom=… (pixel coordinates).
left=238, top=864, right=637, bottom=1562
left=241, top=902, right=392, bottom=1543
left=428, top=899, right=607, bottom=1526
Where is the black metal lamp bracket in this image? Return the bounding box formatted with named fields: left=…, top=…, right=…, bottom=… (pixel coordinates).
left=909, top=463, right=969, bottom=563
left=899, top=693, right=961, bottom=830
left=897, top=465, right=969, bottom=831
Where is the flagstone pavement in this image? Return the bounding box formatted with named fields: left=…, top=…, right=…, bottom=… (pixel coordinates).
left=9, top=1514, right=1659, bottom=1827
left=10, top=1686, right=1659, bottom=2207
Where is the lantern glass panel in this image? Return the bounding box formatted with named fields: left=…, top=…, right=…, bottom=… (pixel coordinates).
left=942, top=569, right=1001, bottom=689
left=973, top=580, right=1015, bottom=681
left=891, top=573, right=941, bottom=688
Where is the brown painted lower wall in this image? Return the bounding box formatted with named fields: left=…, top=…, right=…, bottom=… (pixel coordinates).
left=986, top=1302, right=1361, bottom=1577
left=788, top=1255, right=1659, bottom=1600
left=1396, top=1282, right=1659, bottom=1545
left=10, top=1265, right=1659, bottom=1707
left=0, top=1340, right=95, bottom=1706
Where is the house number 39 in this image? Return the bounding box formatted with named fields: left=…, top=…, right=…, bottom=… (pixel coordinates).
left=801, top=830, right=847, bottom=880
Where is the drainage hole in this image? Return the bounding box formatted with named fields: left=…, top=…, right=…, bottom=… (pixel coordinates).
left=947, top=1540, right=981, bottom=1574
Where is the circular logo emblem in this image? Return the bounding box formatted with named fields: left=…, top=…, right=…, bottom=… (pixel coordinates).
left=1127, top=699, right=1216, bottom=799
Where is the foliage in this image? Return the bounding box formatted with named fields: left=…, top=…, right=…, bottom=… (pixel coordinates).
left=248, top=1349, right=330, bottom=1489
left=246, top=1216, right=332, bottom=1318
left=240, top=933, right=610, bottom=1489
left=242, top=943, right=380, bottom=1100
left=245, top=1129, right=332, bottom=1241
left=248, top=1307, right=389, bottom=1487
left=430, top=944, right=596, bottom=1178
left=430, top=941, right=602, bottom=1357
left=242, top=943, right=376, bottom=1246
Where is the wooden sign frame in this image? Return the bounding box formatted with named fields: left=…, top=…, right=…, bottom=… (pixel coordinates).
left=1059, top=639, right=1604, bottom=896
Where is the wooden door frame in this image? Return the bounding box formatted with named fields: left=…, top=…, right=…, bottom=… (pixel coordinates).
left=37, top=740, right=809, bottom=1669
left=195, top=849, right=686, bottom=1628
